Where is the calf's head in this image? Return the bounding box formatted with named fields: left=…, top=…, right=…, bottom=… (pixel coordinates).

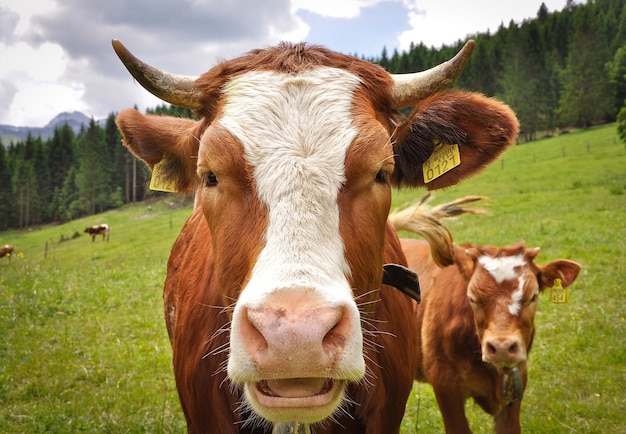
left=462, top=243, right=580, bottom=369
left=113, top=40, right=519, bottom=424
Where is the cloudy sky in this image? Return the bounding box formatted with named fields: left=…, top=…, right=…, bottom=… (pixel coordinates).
left=1, top=0, right=568, bottom=127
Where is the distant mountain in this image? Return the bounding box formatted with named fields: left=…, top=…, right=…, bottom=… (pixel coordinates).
left=0, top=111, right=101, bottom=144
left=44, top=111, right=92, bottom=131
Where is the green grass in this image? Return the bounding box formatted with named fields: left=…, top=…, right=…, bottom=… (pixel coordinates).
left=1, top=124, right=624, bottom=433
left=398, top=124, right=626, bottom=433
left=0, top=198, right=190, bottom=433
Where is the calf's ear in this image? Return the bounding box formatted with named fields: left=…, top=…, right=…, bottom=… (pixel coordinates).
left=392, top=90, right=519, bottom=189
left=115, top=108, right=201, bottom=192
left=457, top=244, right=478, bottom=279
left=538, top=259, right=581, bottom=290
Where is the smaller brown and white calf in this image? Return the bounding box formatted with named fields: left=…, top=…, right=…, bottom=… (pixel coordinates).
left=84, top=224, right=110, bottom=242
left=0, top=244, right=13, bottom=262
left=400, top=238, right=580, bottom=434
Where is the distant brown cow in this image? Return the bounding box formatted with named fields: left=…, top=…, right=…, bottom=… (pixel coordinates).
left=400, top=238, right=580, bottom=434
left=0, top=244, right=13, bottom=262
left=84, top=224, right=110, bottom=242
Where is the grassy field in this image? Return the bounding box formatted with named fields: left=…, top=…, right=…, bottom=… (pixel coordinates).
left=1, top=123, right=624, bottom=433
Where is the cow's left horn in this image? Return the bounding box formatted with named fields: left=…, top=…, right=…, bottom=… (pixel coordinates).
left=390, top=40, right=475, bottom=109
left=112, top=39, right=203, bottom=111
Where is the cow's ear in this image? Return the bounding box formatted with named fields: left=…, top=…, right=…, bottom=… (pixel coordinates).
left=391, top=90, right=519, bottom=189
left=538, top=259, right=581, bottom=291
left=116, top=108, right=201, bottom=192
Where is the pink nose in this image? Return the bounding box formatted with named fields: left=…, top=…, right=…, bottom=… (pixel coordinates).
left=483, top=336, right=525, bottom=366
left=240, top=293, right=353, bottom=375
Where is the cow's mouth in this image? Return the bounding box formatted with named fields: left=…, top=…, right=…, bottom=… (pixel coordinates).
left=254, top=378, right=339, bottom=406
left=246, top=378, right=346, bottom=423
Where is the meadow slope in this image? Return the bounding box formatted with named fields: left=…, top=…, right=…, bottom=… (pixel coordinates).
left=1, top=123, right=624, bottom=433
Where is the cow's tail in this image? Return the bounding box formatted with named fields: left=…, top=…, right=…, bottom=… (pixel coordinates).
left=389, top=193, right=487, bottom=267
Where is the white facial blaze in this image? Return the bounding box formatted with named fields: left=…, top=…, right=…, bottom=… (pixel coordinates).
left=221, top=68, right=367, bottom=385
left=508, top=278, right=526, bottom=316
left=478, top=254, right=527, bottom=316
left=219, top=68, right=360, bottom=301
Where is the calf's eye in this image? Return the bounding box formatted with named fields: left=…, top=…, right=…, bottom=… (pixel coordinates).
left=375, top=170, right=389, bottom=184
left=204, top=171, right=218, bottom=187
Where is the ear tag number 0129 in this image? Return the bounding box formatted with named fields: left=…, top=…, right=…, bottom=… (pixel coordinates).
left=548, top=278, right=568, bottom=303
left=423, top=140, right=461, bottom=184
left=150, top=159, right=178, bottom=193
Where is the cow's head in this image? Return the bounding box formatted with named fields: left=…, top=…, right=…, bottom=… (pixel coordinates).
left=113, top=40, right=519, bottom=424
left=461, top=243, right=580, bottom=369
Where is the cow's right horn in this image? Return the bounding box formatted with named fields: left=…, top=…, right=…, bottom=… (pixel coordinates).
left=390, top=40, right=474, bottom=109
left=112, top=39, right=203, bottom=111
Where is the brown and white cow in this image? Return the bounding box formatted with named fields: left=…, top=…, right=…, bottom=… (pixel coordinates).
left=84, top=224, right=110, bottom=242
left=112, top=39, right=519, bottom=433
left=400, top=238, right=580, bottom=434
left=0, top=244, right=13, bottom=262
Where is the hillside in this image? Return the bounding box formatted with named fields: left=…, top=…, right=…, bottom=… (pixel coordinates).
left=1, top=123, right=624, bottom=432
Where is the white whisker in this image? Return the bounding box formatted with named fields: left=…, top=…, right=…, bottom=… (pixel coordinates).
left=208, top=325, right=231, bottom=342
left=203, top=341, right=230, bottom=359
left=353, top=288, right=380, bottom=301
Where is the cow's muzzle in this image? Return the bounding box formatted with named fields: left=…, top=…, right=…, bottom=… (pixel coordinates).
left=229, top=290, right=365, bottom=423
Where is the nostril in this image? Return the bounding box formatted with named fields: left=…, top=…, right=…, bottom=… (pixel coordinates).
left=322, top=307, right=350, bottom=354
left=242, top=308, right=269, bottom=352
left=508, top=342, right=519, bottom=355
left=487, top=343, right=497, bottom=356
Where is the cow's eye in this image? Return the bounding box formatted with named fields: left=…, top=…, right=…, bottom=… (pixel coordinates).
left=204, top=171, right=218, bottom=187
left=375, top=169, right=389, bottom=184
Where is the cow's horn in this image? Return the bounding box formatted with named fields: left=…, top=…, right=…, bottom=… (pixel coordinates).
left=112, top=39, right=203, bottom=111
left=390, top=40, right=475, bottom=109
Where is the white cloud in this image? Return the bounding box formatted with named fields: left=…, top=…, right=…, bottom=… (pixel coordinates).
left=2, top=0, right=56, bottom=36
left=0, top=41, right=65, bottom=81
left=292, top=0, right=387, bottom=18
left=397, top=0, right=567, bottom=50
left=0, top=0, right=569, bottom=127
left=9, top=82, right=87, bottom=127
left=0, top=41, right=76, bottom=126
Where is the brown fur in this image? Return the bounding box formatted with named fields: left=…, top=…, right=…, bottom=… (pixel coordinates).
left=392, top=90, right=519, bottom=188
left=114, top=42, right=520, bottom=433
left=0, top=244, right=13, bottom=261
left=401, top=238, right=580, bottom=434
left=83, top=224, right=110, bottom=242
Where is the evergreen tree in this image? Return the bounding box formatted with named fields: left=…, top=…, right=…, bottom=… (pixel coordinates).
left=558, top=4, right=613, bottom=127
left=617, top=101, right=626, bottom=143
left=11, top=159, right=38, bottom=228
left=47, top=123, right=77, bottom=194
left=104, top=114, right=125, bottom=207
left=608, top=43, right=626, bottom=115
left=0, top=142, right=13, bottom=229
left=45, top=124, right=77, bottom=221
left=379, top=46, right=389, bottom=70
left=75, top=119, right=110, bottom=216
left=499, top=21, right=542, bottom=140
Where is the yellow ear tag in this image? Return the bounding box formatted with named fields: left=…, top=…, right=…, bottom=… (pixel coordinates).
left=548, top=278, right=568, bottom=303
left=423, top=140, right=461, bottom=184
left=149, top=159, right=178, bottom=193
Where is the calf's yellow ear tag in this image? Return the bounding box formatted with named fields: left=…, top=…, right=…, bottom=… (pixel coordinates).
left=423, top=140, right=461, bottom=184
left=149, top=159, right=178, bottom=193
left=548, top=278, right=568, bottom=304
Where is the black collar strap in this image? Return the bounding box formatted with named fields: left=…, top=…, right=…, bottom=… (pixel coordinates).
left=382, top=264, right=421, bottom=303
